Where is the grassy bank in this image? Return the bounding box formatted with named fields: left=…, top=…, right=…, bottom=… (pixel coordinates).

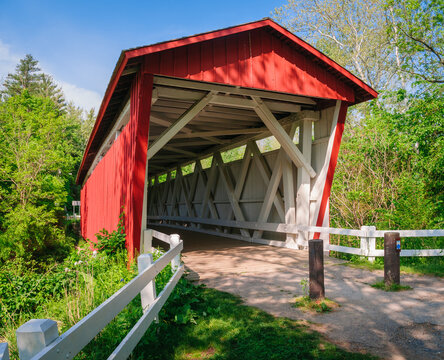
left=0, top=243, right=377, bottom=359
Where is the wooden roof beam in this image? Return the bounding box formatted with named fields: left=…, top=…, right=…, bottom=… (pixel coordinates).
left=208, top=94, right=302, bottom=113
left=251, top=96, right=316, bottom=178
left=154, top=76, right=317, bottom=106
left=149, top=127, right=266, bottom=140
left=147, top=91, right=216, bottom=160
left=149, top=113, right=299, bottom=177
left=163, top=145, right=198, bottom=157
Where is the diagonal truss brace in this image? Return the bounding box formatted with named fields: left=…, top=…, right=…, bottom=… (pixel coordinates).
left=251, top=96, right=316, bottom=178
left=252, top=123, right=298, bottom=239
left=214, top=152, right=250, bottom=238
left=147, top=91, right=215, bottom=160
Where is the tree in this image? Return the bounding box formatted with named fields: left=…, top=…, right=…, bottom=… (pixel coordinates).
left=1, top=54, right=42, bottom=98
left=38, top=74, right=65, bottom=109
left=81, top=107, right=96, bottom=147
left=0, top=92, right=78, bottom=260
left=330, top=88, right=443, bottom=230
left=274, top=0, right=408, bottom=91
left=1, top=54, right=66, bottom=109
left=389, top=0, right=444, bottom=84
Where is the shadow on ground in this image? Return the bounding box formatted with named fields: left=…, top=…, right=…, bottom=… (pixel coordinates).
left=151, top=226, right=444, bottom=360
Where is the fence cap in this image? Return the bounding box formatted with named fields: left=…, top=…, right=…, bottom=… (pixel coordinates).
left=16, top=319, right=58, bottom=360
left=16, top=319, right=57, bottom=335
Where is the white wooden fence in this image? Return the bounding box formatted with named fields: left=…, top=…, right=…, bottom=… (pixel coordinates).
left=326, top=226, right=444, bottom=262
left=0, top=229, right=183, bottom=360
left=147, top=215, right=444, bottom=262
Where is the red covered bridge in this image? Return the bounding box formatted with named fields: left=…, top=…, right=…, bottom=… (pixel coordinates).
left=77, top=18, right=377, bottom=260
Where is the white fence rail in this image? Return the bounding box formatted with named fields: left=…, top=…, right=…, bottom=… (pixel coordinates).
left=327, top=225, right=444, bottom=261
left=1, top=229, right=183, bottom=360
left=148, top=216, right=444, bottom=262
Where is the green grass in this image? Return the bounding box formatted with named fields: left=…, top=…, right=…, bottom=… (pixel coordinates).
left=371, top=281, right=412, bottom=292
left=339, top=257, right=444, bottom=277
left=292, top=296, right=339, bottom=313
left=127, top=286, right=374, bottom=360
left=0, top=247, right=377, bottom=360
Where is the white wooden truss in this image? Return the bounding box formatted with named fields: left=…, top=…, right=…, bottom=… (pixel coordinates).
left=95, top=75, right=342, bottom=248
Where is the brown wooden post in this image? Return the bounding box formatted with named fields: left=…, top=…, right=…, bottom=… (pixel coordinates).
left=384, top=232, right=400, bottom=286
left=309, top=239, right=325, bottom=299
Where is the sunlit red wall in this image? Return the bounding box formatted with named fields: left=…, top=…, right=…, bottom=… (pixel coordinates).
left=81, top=72, right=153, bottom=260
left=141, top=28, right=355, bottom=103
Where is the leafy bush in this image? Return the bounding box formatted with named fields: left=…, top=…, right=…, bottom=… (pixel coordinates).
left=90, top=213, right=126, bottom=256
left=0, top=258, right=76, bottom=326
left=0, top=92, right=83, bottom=262
left=0, top=215, right=128, bottom=329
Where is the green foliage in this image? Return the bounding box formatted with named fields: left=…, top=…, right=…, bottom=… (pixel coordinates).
left=200, top=156, right=213, bottom=169
left=0, top=258, right=76, bottom=327
left=130, top=288, right=367, bottom=360
left=1, top=54, right=43, bottom=99
left=292, top=296, right=338, bottom=313
left=371, top=280, right=412, bottom=292
left=1, top=54, right=66, bottom=109
left=300, top=278, right=309, bottom=297
left=0, top=219, right=128, bottom=331
left=331, top=87, right=443, bottom=232
left=274, top=0, right=406, bottom=91
left=91, top=213, right=126, bottom=256
left=341, top=257, right=444, bottom=277
left=0, top=232, right=135, bottom=351
left=181, top=162, right=195, bottom=176
left=388, top=0, right=444, bottom=84
left=0, top=92, right=81, bottom=261
left=0, top=55, right=96, bottom=261
left=221, top=145, right=246, bottom=163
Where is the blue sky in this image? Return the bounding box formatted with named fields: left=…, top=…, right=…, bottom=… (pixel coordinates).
left=0, top=0, right=285, bottom=110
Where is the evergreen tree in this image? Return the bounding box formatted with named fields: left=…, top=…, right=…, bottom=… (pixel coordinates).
left=2, top=55, right=66, bottom=109
left=2, top=54, right=42, bottom=97
left=37, top=74, right=65, bottom=110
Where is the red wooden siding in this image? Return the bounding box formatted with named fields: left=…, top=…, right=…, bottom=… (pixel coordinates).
left=78, top=19, right=378, bottom=257
left=81, top=73, right=153, bottom=260
left=142, top=29, right=355, bottom=102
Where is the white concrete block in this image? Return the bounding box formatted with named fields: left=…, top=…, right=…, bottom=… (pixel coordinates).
left=16, top=319, right=58, bottom=360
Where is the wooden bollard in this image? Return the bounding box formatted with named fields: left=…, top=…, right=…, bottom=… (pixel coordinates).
left=309, top=239, right=325, bottom=299
left=384, top=232, right=401, bottom=286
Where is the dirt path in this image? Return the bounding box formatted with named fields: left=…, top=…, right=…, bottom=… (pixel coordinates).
left=153, top=227, right=444, bottom=360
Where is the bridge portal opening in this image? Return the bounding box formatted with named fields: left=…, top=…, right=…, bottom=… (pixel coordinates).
left=77, top=19, right=377, bottom=259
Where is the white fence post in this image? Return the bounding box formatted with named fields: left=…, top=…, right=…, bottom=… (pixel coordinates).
left=368, top=226, right=376, bottom=263
left=137, top=254, right=157, bottom=312
left=16, top=319, right=58, bottom=360
left=142, top=229, right=153, bottom=254
left=360, top=226, right=376, bottom=262
left=0, top=343, right=9, bottom=360
left=360, top=226, right=370, bottom=258
left=169, top=234, right=181, bottom=272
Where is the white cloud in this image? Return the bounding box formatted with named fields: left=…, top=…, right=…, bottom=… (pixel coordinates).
left=0, top=38, right=102, bottom=110
left=57, top=80, right=102, bottom=111
left=0, top=39, right=20, bottom=80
